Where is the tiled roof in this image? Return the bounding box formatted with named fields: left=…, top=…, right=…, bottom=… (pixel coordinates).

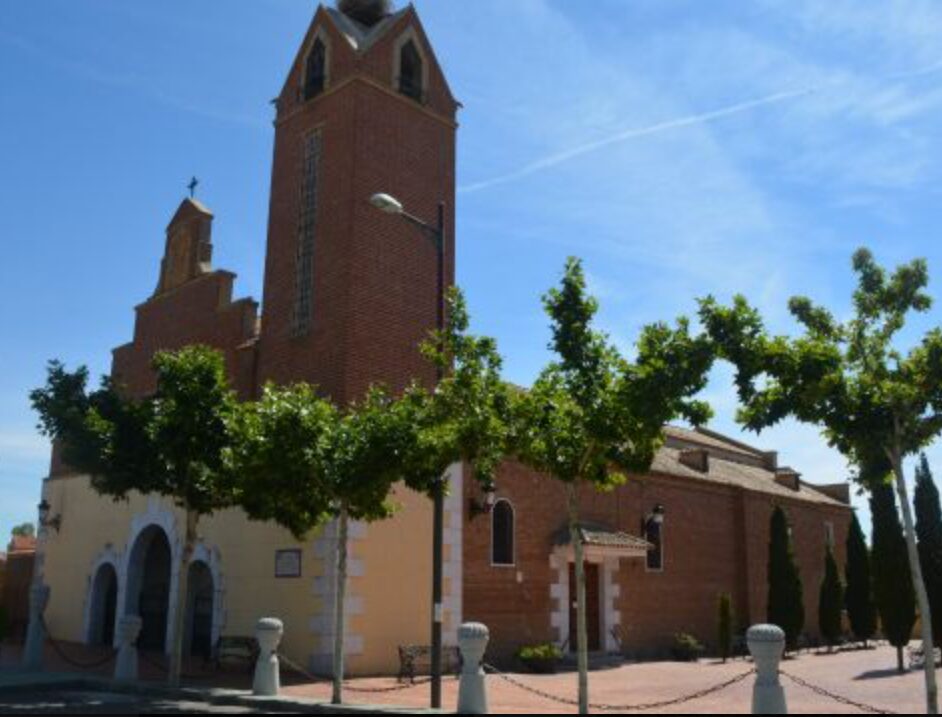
left=653, top=429, right=847, bottom=507
left=554, top=523, right=652, bottom=552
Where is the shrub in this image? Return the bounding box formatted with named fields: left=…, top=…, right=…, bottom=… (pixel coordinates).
left=671, top=632, right=705, bottom=662
left=516, top=643, right=563, bottom=674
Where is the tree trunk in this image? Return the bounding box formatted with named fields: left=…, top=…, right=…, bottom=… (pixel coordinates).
left=169, top=508, right=198, bottom=688
left=892, top=457, right=938, bottom=713
left=898, top=646, right=905, bottom=674
left=331, top=505, right=349, bottom=706
left=567, top=483, right=589, bottom=715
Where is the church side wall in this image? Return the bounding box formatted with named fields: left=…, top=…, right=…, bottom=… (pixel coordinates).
left=40, top=474, right=435, bottom=676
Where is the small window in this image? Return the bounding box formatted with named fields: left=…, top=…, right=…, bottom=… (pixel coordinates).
left=492, top=500, right=514, bottom=566
left=398, top=40, right=423, bottom=102
left=304, top=38, right=327, bottom=101
left=645, top=518, right=663, bottom=572
left=824, top=522, right=835, bottom=549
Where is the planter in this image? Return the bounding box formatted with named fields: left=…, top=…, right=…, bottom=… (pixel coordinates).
left=520, top=656, right=559, bottom=674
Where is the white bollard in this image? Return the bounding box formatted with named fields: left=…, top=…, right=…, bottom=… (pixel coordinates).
left=747, top=624, right=787, bottom=715
left=114, top=616, right=143, bottom=681
left=253, top=618, right=284, bottom=697
left=22, top=584, right=50, bottom=671
left=457, top=622, right=490, bottom=715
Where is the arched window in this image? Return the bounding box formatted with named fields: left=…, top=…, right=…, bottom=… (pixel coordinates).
left=645, top=516, right=664, bottom=572
left=304, top=38, right=327, bottom=101
left=491, top=499, right=515, bottom=566
left=398, top=39, right=423, bottom=102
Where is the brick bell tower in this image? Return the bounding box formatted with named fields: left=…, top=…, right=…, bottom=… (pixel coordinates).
left=257, top=0, right=459, bottom=404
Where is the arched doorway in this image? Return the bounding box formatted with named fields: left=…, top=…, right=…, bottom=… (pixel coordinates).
left=125, top=526, right=172, bottom=652
left=87, top=563, right=118, bottom=646
left=185, top=561, right=214, bottom=659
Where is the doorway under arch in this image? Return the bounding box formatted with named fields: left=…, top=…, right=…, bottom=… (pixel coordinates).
left=87, top=563, right=118, bottom=647
left=185, top=561, right=214, bottom=659
left=124, top=525, right=172, bottom=652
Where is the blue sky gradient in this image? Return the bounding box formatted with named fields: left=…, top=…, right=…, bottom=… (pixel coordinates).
left=1, top=0, right=941, bottom=536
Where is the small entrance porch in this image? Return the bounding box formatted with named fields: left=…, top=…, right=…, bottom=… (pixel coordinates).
left=551, top=523, right=651, bottom=656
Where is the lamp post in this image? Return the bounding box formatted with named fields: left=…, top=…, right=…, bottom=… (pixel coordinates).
left=370, top=192, right=447, bottom=709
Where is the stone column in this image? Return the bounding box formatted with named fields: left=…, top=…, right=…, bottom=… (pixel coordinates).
left=22, top=584, right=50, bottom=671
left=114, top=616, right=143, bottom=682
left=253, top=618, right=284, bottom=697
left=747, top=624, right=787, bottom=715
left=457, top=622, right=490, bottom=715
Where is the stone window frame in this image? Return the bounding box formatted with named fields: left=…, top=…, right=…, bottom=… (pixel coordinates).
left=300, top=26, right=332, bottom=102
left=824, top=521, right=835, bottom=549
left=490, top=498, right=516, bottom=568
left=392, top=27, right=429, bottom=104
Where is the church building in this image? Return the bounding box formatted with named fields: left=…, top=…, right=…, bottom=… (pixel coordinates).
left=37, top=0, right=852, bottom=675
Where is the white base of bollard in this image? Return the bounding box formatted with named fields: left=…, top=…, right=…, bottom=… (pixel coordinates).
left=252, top=618, right=284, bottom=697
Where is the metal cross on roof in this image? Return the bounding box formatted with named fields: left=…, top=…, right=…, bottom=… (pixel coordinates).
left=188, top=177, right=199, bottom=198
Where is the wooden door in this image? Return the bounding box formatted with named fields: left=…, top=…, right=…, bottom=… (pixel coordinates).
left=569, top=563, right=601, bottom=652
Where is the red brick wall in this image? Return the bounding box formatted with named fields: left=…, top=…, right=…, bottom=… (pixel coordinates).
left=463, top=461, right=852, bottom=663
left=257, top=7, right=457, bottom=405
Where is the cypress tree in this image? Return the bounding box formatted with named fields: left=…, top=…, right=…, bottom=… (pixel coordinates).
left=915, top=454, right=942, bottom=647
left=717, top=593, right=733, bottom=663
left=871, top=482, right=916, bottom=673
left=768, top=506, right=805, bottom=651
left=845, top=513, right=877, bottom=646
left=819, top=544, right=844, bottom=650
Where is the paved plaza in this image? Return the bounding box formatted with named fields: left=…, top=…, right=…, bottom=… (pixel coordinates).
left=0, top=640, right=928, bottom=713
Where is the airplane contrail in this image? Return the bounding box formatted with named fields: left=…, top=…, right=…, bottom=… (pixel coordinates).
left=458, top=88, right=815, bottom=195
left=459, top=58, right=942, bottom=196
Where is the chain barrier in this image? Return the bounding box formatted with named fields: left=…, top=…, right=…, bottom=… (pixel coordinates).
left=39, top=616, right=117, bottom=670
left=483, top=663, right=755, bottom=712
left=276, top=651, right=433, bottom=694
left=780, top=670, right=898, bottom=715
left=136, top=648, right=208, bottom=681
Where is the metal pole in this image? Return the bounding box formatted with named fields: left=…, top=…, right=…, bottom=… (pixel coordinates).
left=430, top=201, right=446, bottom=709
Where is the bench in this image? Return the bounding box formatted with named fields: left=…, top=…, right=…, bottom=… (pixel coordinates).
left=214, top=636, right=259, bottom=673
left=908, top=645, right=942, bottom=670
left=397, top=645, right=462, bottom=683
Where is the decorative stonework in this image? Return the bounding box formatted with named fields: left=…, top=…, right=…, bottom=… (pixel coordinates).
left=548, top=548, right=621, bottom=653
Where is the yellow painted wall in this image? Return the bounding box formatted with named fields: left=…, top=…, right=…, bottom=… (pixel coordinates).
left=40, top=473, right=435, bottom=675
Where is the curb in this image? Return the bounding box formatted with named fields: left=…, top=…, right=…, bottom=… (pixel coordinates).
left=0, top=671, right=449, bottom=714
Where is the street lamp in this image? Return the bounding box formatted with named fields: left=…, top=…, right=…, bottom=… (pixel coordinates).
left=38, top=499, right=62, bottom=534
left=369, top=191, right=447, bottom=709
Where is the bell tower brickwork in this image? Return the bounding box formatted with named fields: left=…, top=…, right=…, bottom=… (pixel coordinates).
left=256, top=5, right=459, bottom=405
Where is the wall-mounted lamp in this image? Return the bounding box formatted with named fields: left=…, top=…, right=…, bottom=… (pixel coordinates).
left=468, top=487, right=497, bottom=521
left=38, top=499, right=62, bottom=534
left=646, top=504, right=666, bottom=526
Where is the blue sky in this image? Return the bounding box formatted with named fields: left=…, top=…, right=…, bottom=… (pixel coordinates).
left=1, top=0, right=941, bottom=537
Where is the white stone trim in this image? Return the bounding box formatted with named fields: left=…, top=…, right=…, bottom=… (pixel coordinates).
left=300, top=24, right=333, bottom=97
left=83, top=545, right=121, bottom=647
left=118, top=499, right=182, bottom=655
left=442, top=462, right=463, bottom=646
left=309, top=517, right=367, bottom=673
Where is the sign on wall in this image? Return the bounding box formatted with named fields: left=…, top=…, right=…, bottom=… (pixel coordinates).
left=275, top=549, right=302, bottom=578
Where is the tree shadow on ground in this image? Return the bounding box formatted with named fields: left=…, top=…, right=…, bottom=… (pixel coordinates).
left=854, top=668, right=909, bottom=680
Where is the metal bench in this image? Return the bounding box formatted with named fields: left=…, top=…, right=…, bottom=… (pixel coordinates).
left=397, top=645, right=462, bottom=683
left=214, top=636, right=259, bottom=673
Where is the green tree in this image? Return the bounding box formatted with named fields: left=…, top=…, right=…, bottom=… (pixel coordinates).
left=230, top=384, right=406, bottom=705
left=845, top=513, right=877, bottom=646
left=768, top=506, right=805, bottom=651
left=871, top=482, right=916, bottom=672
left=915, top=454, right=942, bottom=647
left=513, top=258, right=714, bottom=714
left=717, top=593, right=733, bottom=663
left=819, top=544, right=844, bottom=651
left=11, top=524, right=35, bottom=539
left=700, top=249, right=942, bottom=712
left=31, top=346, right=239, bottom=687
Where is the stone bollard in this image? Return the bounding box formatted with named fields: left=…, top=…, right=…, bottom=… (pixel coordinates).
left=253, top=618, right=284, bottom=697
left=22, top=584, right=50, bottom=670
left=457, top=622, right=490, bottom=715
left=747, top=624, right=787, bottom=715
left=114, top=616, right=143, bottom=682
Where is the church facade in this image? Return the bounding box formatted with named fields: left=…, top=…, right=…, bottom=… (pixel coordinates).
left=38, top=2, right=852, bottom=675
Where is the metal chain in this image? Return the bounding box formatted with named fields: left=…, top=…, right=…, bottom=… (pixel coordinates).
left=276, top=651, right=433, bottom=694
left=780, top=670, right=898, bottom=715
left=39, top=616, right=117, bottom=670
left=483, top=663, right=755, bottom=712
